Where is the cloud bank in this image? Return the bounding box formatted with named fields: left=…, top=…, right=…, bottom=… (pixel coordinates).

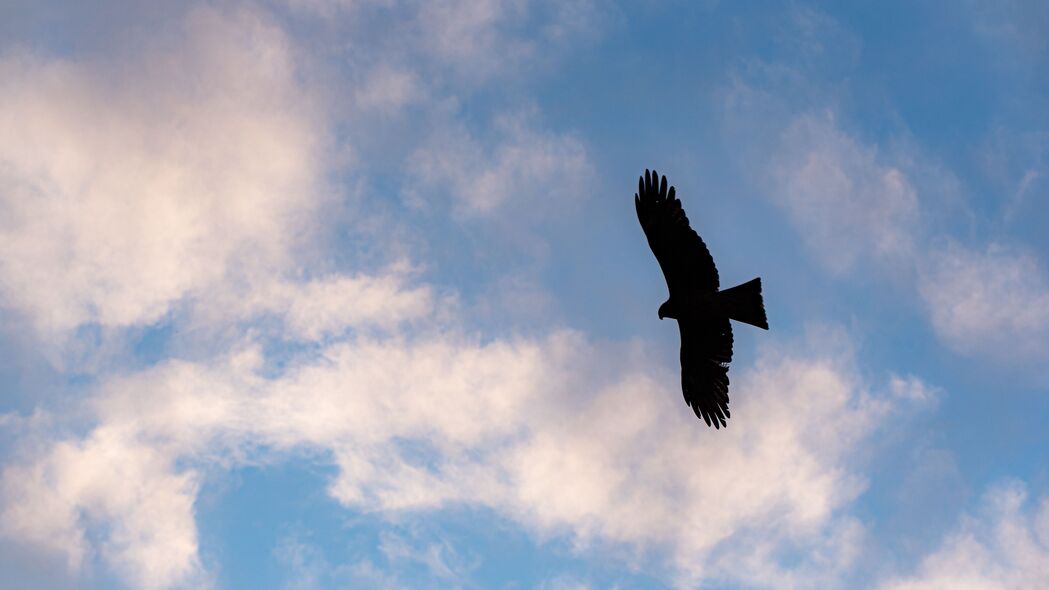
left=0, top=5, right=330, bottom=339
left=3, top=315, right=927, bottom=589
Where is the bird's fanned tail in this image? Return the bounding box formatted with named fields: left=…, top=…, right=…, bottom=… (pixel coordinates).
left=718, top=277, right=768, bottom=330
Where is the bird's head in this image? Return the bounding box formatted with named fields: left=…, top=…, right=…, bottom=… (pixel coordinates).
left=658, top=300, right=675, bottom=320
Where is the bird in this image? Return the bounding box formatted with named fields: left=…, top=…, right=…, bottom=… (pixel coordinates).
left=635, top=169, right=768, bottom=428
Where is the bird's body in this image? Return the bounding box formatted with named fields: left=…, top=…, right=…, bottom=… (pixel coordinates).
left=659, top=291, right=721, bottom=321
left=635, top=169, right=768, bottom=428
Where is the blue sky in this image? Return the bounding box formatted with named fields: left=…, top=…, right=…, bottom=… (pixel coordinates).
left=1, top=1, right=1047, bottom=588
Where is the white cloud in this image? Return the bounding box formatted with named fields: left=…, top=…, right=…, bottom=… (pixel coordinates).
left=769, top=113, right=1049, bottom=370
left=1, top=429, right=206, bottom=589
left=0, top=5, right=330, bottom=337
left=880, top=482, right=1049, bottom=590
left=407, top=111, right=592, bottom=217
left=282, top=0, right=604, bottom=86
left=918, top=243, right=1049, bottom=363
left=774, top=113, right=1049, bottom=371
left=415, top=0, right=516, bottom=73
left=354, top=65, right=425, bottom=114
left=771, top=112, right=919, bottom=273
left=412, top=0, right=604, bottom=77
left=889, top=374, right=941, bottom=403
left=2, top=318, right=923, bottom=589
left=235, top=270, right=436, bottom=341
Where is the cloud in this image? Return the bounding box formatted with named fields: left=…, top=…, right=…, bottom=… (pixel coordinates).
left=0, top=4, right=330, bottom=337
left=282, top=0, right=605, bottom=86
left=233, top=270, right=436, bottom=341
left=967, top=0, right=1049, bottom=70
left=354, top=65, right=425, bottom=114
left=768, top=112, right=1049, bottom=370
left=412, top=0, right=605, bottom=78
left=976, top=126, right=1047, bottom=223
left=880, top=482, right=1049, bottom=590
left=414, top=0, right=520, bottom=74
left=1, top=314, right=926, bottom=589
left=770, top=112, right=919, bottom=274
left=918, top=242, right=1049, bottom=364
left=728, top=31, right=1049, bottom=372
left=376, top=530, right=477, bottom=583
left=2, top=430, right=207, bottom=590
left=406, top=110, right=592, bottom=217
left=272, top=527, right=476, bottom=590
left=0, top=4, right=980, bottom=590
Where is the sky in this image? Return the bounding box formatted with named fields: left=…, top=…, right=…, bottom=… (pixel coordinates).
left=0, top=1, right=1047, bottom=588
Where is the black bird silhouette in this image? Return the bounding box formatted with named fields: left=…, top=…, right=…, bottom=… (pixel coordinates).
left=635, top=169, right=768, bottom=428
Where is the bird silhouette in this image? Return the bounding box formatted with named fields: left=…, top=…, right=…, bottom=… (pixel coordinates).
left=635, top=169, right=768, bottom=428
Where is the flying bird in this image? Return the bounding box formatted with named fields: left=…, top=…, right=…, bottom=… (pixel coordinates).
left=635, top=169, right=768, bottom=428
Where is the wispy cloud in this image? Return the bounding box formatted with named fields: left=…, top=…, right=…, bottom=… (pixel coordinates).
left=406, top=110, right=592, bottom=217
left=771, top=112, right=919, bottom=273
left=724, top=6, right=1049, bottom=370
left=880, top=482, right=1049, bottom=589
left=918, top=242, right=1049, bottom=364
left=354, top=65, right=426, bottom=115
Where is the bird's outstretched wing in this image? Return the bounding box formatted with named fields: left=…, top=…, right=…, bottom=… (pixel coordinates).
left=680, top=317, right=734, bottom=428
left=634, top=169, right=719, bottom=295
